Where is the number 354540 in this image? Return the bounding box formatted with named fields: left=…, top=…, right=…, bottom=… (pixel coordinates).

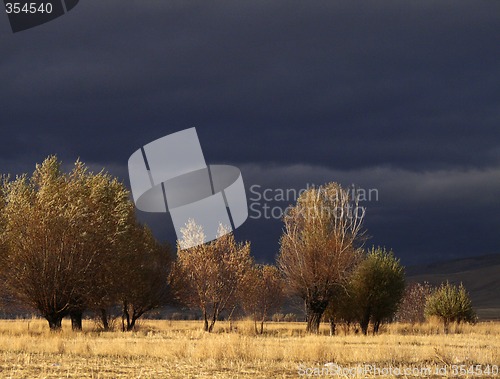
left=5, top=3, right=53, bottom=14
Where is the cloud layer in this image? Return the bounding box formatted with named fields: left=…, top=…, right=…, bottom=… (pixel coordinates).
left=1, top=0, right=499, bottom=264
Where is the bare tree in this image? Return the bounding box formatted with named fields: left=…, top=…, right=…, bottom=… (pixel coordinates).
left=240, top=264, right=284, bottom=334
left=171, top=221, right=252, bottom=332
left=395, top=282, right=433, bottom=325
left=278, top=183, right=365, bottom=333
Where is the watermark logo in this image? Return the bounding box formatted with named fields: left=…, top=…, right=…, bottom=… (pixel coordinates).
left=4, top=0, right=80, bottom=33
left=248, top=183, right=378, bottom=220
left=297, top=363, right=499, bottom=377
left=128, top=128, right=248, bottom=249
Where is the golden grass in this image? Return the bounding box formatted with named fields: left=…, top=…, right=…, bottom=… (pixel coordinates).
left=0, top=319, right=498, bottom=378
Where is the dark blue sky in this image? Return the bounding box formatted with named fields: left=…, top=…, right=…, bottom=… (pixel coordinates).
left=1, top=0, right=500, bottom=265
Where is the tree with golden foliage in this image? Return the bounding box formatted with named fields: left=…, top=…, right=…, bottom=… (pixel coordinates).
left=0, top=157, right=133, bottom=329
left=65, top=163, right=137, bottom=330
left=0, top=156, right=170, bottom=331
left=278, top=183, right=365, bottom=334
left=171, top=220, right=252, bottom=332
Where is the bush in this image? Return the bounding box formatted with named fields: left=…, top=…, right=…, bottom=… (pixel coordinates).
left=395, top=282, right=433, bottom=324
left=425, top=281, right=476, bottom=334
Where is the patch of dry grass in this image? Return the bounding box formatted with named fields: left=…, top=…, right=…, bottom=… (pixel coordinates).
left=0, top=319, right=498, bottom=378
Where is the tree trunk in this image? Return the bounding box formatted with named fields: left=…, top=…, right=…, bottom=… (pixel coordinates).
left=70, top=310, right=83, bottom=331
left=126, top=309, right=145, bottom=331
left=443, top=318, right=450, bottom=334
left=127, top=317, right=136, bottom=331
left=305, top=300, right=327, bottom=334
left=100, top=308, right=110, bottom=331
left=306, top=312, right=323, bottom=334
left=373, top=319, right=381, bottom=335
left=329, top=317, right=336, bottom=336
left=122, top=301, right=130, bottom=332
left=343, top=321, right=350, bottom=336
left=203, top=310, right=209, bottom=332
left=228, top=306, right=237, bottom=332
left=360, top=308, right=371, bottom=335
left=208, top=310, right=217, bottom=333
left=47, top=314, right=63, bottom=331
left=259, top=319, right=264, bottom=335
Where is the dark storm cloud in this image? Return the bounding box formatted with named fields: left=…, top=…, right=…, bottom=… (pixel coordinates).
left=238, top=164, right=500, bottom=264
left=1, top=0, right=499, bottom=264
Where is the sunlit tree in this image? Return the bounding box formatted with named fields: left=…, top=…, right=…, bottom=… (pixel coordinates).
left=0, top=157, right=134, bottom=330
left=171, top=220, right=252, bottom=332
left=278, top=183, right=365, bottom=333
left=425, top=281, right=475, bottom=334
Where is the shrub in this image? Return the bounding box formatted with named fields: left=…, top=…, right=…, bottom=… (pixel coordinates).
left=395, top=282, right=433, bottom=324
left=425, top=281, right=476, bottom=334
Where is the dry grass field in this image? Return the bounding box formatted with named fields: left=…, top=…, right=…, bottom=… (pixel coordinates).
left=0, top=319, right=498, bottom=378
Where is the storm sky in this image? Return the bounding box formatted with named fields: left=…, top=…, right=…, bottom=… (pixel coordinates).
left=1, top=0, right=499, bottom=265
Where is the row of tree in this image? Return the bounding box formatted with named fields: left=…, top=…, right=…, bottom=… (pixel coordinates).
left=276, top=182, right=403, bottom=334
left=171, top=221, right=284, bottom=333
left=172, top=182, right=474, bottom=335
left=0, top=157, right=286, bottom=333
left=0, top=157, right=475, bottom=334
left=0, top=157, right=171, bottom=330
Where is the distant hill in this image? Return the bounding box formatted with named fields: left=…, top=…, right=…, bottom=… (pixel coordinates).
left=406, top=254, right=500, bottom=320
